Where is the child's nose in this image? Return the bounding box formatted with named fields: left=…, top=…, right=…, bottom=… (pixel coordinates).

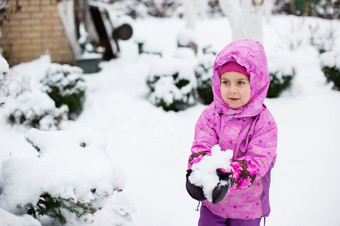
left=229, top=85, right=237, bottom=94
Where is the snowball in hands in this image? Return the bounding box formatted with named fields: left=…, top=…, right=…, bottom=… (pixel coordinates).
left=189, top=145, right=233, bottom=202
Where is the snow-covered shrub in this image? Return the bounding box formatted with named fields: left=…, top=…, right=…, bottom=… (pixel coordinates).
left=267, top=53, right=296, bottom=98
left=0, top=72, right=68, bottom=130
left=0, top=128, right=135, bottom=226
left=110, top=0, right=180, bottom=18
left=177, top=29, right=198, bottom=54
left=194, top=53, right=215, bottom=105
left=309, top=23, right=336, bottom=54
left=26, top=192, right=96, bottom=225
left=5, top=92, right=68, bottom=130
left=320, top=50, right=340, bottom=90
left=267, top=69, right=295, bottom=98
left=315, top=0, right=340, bottom=19
left=207, top=0, right=223, bottom=17
left=41, top=64, right=86, bottom=120
left=146, top=55, right=197, bottom=111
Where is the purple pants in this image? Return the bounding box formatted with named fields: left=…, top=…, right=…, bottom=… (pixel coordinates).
left=198, top=205, right=261, bottom=226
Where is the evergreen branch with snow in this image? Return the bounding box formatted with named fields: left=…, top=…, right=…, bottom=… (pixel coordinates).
left=25, top=137, right=40, bottom=153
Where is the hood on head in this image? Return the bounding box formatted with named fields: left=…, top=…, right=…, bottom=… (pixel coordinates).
left=212, top=39, right=270, bottom=117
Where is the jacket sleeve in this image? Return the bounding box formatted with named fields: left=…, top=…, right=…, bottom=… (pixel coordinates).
left=188, top=106, right=219, bottom=170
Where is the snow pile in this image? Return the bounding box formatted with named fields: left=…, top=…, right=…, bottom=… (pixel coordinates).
left=0, top=208, right=41, bottom=226
left=0, top=128, right=135, bottom=226
left=189, top=146, right=233, bottom=202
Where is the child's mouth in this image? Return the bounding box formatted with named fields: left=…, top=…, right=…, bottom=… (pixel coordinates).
left=229, top=98, right=239, bottom=101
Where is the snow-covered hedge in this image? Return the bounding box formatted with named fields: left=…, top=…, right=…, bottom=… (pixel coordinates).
left=309, top=23, right=336, bottom=54
left=146, top=53, right=197, bottom=111
left=110, top=0, right=181, bottom=18
left=194, top=53, right=215, bottom=105
left=320, top=50, right=340, bottom=90
left=0, top=66, right=68, bottom=130
left=267, top=53, right=296, bottom=98
left=41, top=64, right=86, bottom=120
left=0, top=128, right=135, bottom=226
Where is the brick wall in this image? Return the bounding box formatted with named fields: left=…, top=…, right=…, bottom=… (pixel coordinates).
left=0, top=0, right=74, bottom=66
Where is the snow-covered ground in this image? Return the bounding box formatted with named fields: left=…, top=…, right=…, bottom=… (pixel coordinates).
left=1, top=15, right=340, bottom=226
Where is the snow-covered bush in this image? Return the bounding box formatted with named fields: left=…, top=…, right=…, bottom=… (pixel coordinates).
left=309, top=23, right=336, bottom=54
left=267, top=69, right=295, bottom=98
left=41, top=64, right=86, bottom=120
left=320, top=50, right=340, bottom=90
left=177, top=29, right=198, bottom=54
left=146, top=55, right=197, bottom=111
left=267, top=53, right=296, bottom=98
left=315, top=0, right=340, bottom=19
left=0, top=71, right=68, bottom=130
left=5, top=92, right=68, bottom=130
left=0, top=128, right=135, bottom=226
left=194, top=53, right=215, bottom=105
left=109, top=0, right=181, bottom=18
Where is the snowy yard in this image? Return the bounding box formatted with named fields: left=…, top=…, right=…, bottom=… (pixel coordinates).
left=1, top=15, right=340, bottom=226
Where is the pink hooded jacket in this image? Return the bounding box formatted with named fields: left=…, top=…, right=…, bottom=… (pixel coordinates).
left=190, top=39, right=278, bottom=219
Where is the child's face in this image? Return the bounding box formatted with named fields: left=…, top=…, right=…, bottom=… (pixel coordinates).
left=220, top=72, right=251, bottom=109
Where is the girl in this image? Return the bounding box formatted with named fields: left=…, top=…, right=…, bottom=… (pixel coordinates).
left=186, top=39, right=278, bottom=226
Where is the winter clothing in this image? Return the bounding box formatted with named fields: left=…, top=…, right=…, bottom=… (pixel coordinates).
left=199, top=205, right=261, bottom=226
left=211, top=169, right=232, bottom=204
left=188, top=39, right=277, bottom=220
left=186, top=169, right=207, bottom=201
left=219, top=61, right=249, bottom=77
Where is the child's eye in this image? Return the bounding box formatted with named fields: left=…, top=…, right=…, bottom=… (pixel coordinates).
left=222, top=81, right=229, bottom=85
left=238, top=81, right=245, bottom=85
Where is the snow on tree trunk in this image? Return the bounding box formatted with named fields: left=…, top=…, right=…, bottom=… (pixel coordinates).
left=263, top=0, right=273, bottom=23
left=57, top=0, right=82, bottom=59
left=219, top=0, right=264, bottom=43
left=183, top=0, right=208, bottom=30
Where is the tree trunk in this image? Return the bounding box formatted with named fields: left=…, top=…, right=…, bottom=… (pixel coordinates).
left=219, top=0, right=264, bottom=43
left=184, top=0, right=208, bottom=30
